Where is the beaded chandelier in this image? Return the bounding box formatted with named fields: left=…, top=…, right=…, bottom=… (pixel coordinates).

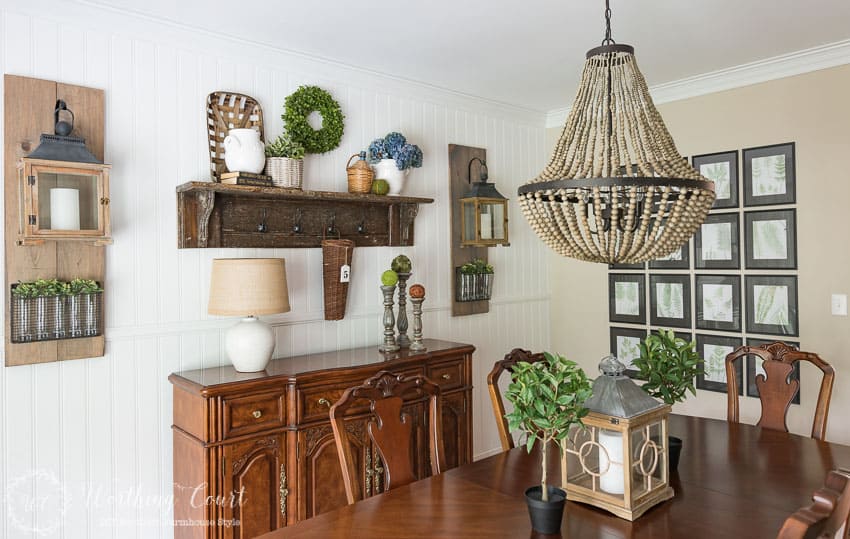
left=519, top=2, right=715, bottom=264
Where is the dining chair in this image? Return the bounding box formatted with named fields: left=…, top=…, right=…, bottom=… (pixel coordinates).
left=725, top=341, right=835, bottom=440
left=329, top=370, right=446, bottom=505
left=487, top=348, right=546, bottom=451
left=776, top=469, right=850, bottom=539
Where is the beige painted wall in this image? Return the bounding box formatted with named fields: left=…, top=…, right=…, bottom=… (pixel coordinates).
left=547, top=64, right=850, bottom=444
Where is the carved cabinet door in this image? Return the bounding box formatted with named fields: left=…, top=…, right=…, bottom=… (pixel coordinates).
left=298, top=418, right=370, bottom=520
left=439, top=391, right=470, bottom=470
left=220, top=433, right=287, bottom=539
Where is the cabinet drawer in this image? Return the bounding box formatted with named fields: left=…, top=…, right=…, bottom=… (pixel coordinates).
left=222, top=391, right=285, bottom=439
left=427, top=360, right=464, bottom=391
left=298, top=367, right=425, bottom=422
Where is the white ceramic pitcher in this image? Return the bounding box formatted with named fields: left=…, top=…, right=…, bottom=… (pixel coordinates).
left=223, top=128, right=265, bottom=174
left=371, top=159, right=409, bottom=195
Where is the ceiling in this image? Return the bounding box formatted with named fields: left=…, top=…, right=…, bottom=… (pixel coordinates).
left=83, top=0, right=850, bottom=112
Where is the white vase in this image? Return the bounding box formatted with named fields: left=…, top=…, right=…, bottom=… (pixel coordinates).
left=223, top=128, right=265, bottom=174
left=371, top=159, right=409, bottom=195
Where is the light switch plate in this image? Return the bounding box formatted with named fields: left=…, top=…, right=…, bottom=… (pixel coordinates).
left=832, top=294, right=848, bottom=316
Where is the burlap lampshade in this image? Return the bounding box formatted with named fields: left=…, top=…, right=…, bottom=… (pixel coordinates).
left=208, top=258, right=290, bottom=316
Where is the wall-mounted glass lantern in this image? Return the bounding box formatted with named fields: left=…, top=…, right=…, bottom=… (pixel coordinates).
left=563, top=356, right=674, bottom=521
left=17, top=133, right=111, bottom=246
left=460, top=157, right=509, bottom=247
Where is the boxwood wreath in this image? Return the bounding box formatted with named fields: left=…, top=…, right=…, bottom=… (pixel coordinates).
left=282, top=85, right=344, bottom=154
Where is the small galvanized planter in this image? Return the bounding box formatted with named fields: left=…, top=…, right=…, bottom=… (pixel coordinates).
left=455, top=269, right=494, bottom=302
left=10, top=287, right=103, bottom=343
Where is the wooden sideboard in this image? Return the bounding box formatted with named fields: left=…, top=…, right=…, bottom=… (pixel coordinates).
left=169, top=339, right=474, bottom=539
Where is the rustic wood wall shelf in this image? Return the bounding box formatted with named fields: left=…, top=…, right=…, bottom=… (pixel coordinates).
left=176, top=182, right=433, bottom=249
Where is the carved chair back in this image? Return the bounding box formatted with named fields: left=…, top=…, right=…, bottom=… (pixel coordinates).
left=487, top=348, right=547, bottom=452
left=725, top=342, right=835, bottom=440
left=777, top=469, right=850, bottom=539
left=330, top=370, right=445, bottom=505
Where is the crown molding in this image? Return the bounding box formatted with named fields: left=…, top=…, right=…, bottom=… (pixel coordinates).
left=545, top=38, right=850, bottom=128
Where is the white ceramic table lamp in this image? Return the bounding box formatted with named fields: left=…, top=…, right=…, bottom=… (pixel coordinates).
left=208, top=258, right=290, bottom=372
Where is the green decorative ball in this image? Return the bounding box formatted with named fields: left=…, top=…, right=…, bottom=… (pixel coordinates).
left=381, top=270, right=399, bottom=286
left=391, top=255, right=412, bottom=274
left=371, top=179, right=389, bottom=195
left=282, top=85, right=344, bottom=154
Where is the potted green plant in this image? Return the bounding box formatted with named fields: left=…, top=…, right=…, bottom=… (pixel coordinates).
left=504, top=352, right=593, bottom=534
left=631, top=329, right=703, bottom=471
left=264, top=131, right=305, bottom=189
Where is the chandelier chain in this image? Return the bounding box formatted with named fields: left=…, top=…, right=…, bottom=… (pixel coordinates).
left=602, top=0, right=615, bottom=45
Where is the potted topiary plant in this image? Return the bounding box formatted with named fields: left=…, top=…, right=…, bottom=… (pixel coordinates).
left=264, top=131, right=305, bottom=189
left=504, top=352, right=593, bottom=535
left=631, top=329, right=703, bottom=472
left=366, top=132, right=423, bottom=195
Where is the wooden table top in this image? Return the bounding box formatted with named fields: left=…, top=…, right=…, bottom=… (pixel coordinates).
left=258, top=415, right=850, bottom=538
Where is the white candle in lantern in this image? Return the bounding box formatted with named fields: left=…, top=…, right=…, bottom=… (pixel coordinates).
left=480, top=213, right=492, bottom=240
left=50, top=188, right=80, bottom=230
left=599, top=429, right=625, bottom=494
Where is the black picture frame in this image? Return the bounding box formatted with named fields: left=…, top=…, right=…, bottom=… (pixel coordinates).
left=609, top=326, right=647, bottom=379
left=745, top=209, right=797, bottom=270
left=745, top=275, right=799, bottom=337
left=695, top=274, right=741, bottom=332
left=743, top=142, right=796, bottom=206
left=649, top=274, right=691, bottom=329
left=693, top=151, right=739, bottom=209
left=745, top=338, right=801, bottom=405
left=608, top=273, right=646, bottom=324
left=695, top=334, right=743, bottom=394
left=695, top=213, right=740, bottom=269
left=649, top=240, right=691, bottom=270
left=609, top=262, right=645, bottom=270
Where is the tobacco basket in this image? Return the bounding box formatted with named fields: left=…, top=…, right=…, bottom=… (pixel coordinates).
left=207, top=91, right=265, bottom=182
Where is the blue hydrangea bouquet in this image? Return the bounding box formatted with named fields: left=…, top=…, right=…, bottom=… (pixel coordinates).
left=367, top=132, right=423, bottom=170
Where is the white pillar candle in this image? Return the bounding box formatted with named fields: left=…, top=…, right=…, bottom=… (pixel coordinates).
left=50, top=188, right=80, bottom=230
left=599, top=429, right=625, bottom=494
left=480, top=213, right=492, bottom=240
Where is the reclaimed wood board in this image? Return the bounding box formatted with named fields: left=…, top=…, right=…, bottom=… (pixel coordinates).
left=4, top=75, right=106, bottom=366
left=448, top=144, right=489, bottom=317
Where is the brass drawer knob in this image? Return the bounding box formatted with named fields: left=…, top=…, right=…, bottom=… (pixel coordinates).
left=442, top=374, right=451, bottom=380
left=252, top=410, right=262, bottom=419
left=318, top=398, right=331, bottom=408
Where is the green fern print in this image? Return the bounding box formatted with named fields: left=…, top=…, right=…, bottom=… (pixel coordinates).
left=701, top=222, right=732, bottom=260
left=702, top=284, right=733, bottom=322
left=752, top=220, right=787, bottom=260
left=754, top=285, right=789, bottom=326
left=656, top=283, right=683, bottom=319
left=752, top=155, right=786, bottom=196
left=617, top=336, right=641, bottom=369
left=615, top=282, right=640, bottom=316
left=700, top=162, right=731, bottom=199
left=703, top=344, right=734, bottom=383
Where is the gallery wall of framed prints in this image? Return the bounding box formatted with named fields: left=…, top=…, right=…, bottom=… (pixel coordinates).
left=608, top=142, right=800, bottom=403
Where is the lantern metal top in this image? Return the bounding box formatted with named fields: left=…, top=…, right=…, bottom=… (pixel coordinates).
left=462, top=180, right=507, bottom=201
left=26, top=134, right=102, bottom=164
left=584, top=355, right=664, bottom=419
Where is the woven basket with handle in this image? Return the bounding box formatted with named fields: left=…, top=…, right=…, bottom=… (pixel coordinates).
left=322, top=239, right=355, bottom=320
left=265, top=157, right=303, bottom=189
left=346, top=153, right=374, bottom=194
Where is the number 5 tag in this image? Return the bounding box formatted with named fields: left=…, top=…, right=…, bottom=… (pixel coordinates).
left=340, top=264, right=351, bottom=283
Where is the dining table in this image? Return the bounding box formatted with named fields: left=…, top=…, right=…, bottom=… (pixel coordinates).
left=257, top=415, right=850, bottom=538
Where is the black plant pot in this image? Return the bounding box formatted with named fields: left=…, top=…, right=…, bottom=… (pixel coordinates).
left=524, top=486, right=566, bottom=535
left=669, top=435, right=683, bottom=473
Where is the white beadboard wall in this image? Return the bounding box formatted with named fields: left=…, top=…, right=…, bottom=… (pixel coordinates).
left=0, top=2, right=549, bottom=538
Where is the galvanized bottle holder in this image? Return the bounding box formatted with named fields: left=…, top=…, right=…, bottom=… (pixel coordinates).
left=454, top=269, right=494, bottom=302
left=10, top=286, right=103, bottom=343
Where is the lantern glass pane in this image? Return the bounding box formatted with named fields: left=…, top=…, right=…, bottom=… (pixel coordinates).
left=493, top=202, right=505, bottom=240
left=462, top=200, right=476, bottom=242
left=630, top=420, right=666, bottom=498
left=566, top=425, right=625, bottom=500
left=37, top=171, right=99, bottom=231
left=479, top=203, right=495, bottom=240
